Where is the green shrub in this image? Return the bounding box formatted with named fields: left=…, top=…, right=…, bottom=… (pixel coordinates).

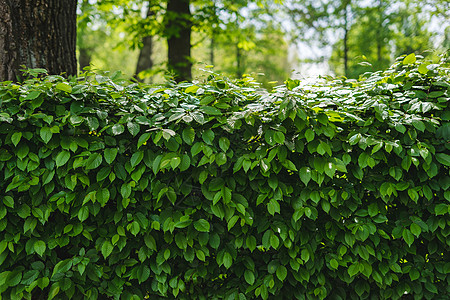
left=0, top=54, right=449, bottom=300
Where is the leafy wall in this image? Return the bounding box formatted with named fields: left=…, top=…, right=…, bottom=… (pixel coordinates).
left=0, top=54, right=449, bottom=299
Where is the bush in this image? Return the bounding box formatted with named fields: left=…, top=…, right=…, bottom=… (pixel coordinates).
left=0, top=54, right=449, bottom=300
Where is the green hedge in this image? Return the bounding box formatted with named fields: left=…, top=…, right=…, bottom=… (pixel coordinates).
left=0, top=54, right=449, bottom=300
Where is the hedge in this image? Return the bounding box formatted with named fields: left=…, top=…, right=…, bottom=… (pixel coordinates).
left=0, top=53, right=449, bottom=300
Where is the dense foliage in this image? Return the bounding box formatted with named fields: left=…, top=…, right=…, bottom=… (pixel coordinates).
left=0, top=54, right=449, bottom=299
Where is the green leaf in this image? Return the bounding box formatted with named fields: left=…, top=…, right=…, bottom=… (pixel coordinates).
left=130, top=151, right=144, bottom=168
left=276, top=265, right=288, bottom=281
left=25, top=90, right=41, bottom=100
left=418, top=63, right=429, bottom=74
left=200, top=95, right=215, bottom=105
left=436, top=153, right=450, bottom=166
left=52, top=259, right=73, bottom=279
left=202, top=129, right=215, bottom=145
left=40, top=127, right=53, bottom=144
left=101, top=240, right=114, bottom=259
left=55, top=151, right=70, bottom=167
left=55, top=82, right=72, bottom=93
left=34, top=240, right=46, bottom=256
left=305, top=129, right=315, bottom=143
left=330, top=258, right=338, bottom=269
left=246, top=235, right=257, bottom=252
left=434, top=203, right=448, bottom=215
left=348, top=263, right=359, bottom=277
left=299, top=167, right=311, bottom=186
left=219, top=137, right=230, bottom=152
left=227, top=215, right=239, bottom=231
left=182, top=128, right=195, bottom=145
left=78, top=206, right=89, bottom=222
left=194, top=219, right=210, bottom=232
left=137, top=133, right=151, bottom=148
left=85, top=153, right=102, bottom=170
left=402, top=53, right=416, bottom=65
left=200, top=106, right=222, bottom=115
left=127, top=122, right=140, bottom=136
left=11, top=132, right=22, bottom=147
left=244, top=270, right=255, bottom=285
left=223, top=252, right=232, bottom=269
left=301, top=249, right=310, bottom=262
left=104, top=148, right=118, bottom=164
left=111, top=124, right=125, bottom=135
left=402, top=228, right=414, bottom=247
left=136, top=265, right=150, bottom=284
left=6, top=270, right=22, bottom=287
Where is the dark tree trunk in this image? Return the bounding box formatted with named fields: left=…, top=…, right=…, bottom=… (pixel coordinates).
left=78, top=0, right=92, bottom=71
left=376, top=0, right=383, bottom=64
left=79, top=48, right=92, bottom=71
left=343, top=1, right=349, bottom=77
left=0, top=0, right=77, bottom=81
left=166, top=0, right=192, bottom=82
left=236, top=44, right=242, bottom=78
left=135, top=2, right=155, bottom=82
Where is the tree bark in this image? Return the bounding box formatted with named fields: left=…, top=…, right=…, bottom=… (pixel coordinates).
left=0, top=0, right=77, bottom=81
left=166, top=0, right=192, bottom=82
left=78, top=0, right=92, bottom=71
left=343, top=1, right=349, bottom=77
left=135, top=2, right=155, bottom=82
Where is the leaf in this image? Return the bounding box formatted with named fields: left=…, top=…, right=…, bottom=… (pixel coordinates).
left=101, top=240, right=114, bottom=259
left=194, top=219, right=210, bottom=232
left=25, top=90, right=41, bottom=100
left=299, top=167, right=311, bottom=186
left=219, top=137, right=230, bottom=152
left=6, top=270, right=22, bottom=286
left=246, top=235, right=257, bottom=252
left=34, top=240, right=46, bottom=256
left=418, top=63, right=429, bottom=74
left=434, top=203, right=448, bottom=215
left=52, top=259, right=73, bottom=279
left=402, top=53, right=416, bottom=65
left=111, top=124, right=125, bottom=135
left=55, top=82, right=72, bottom=93
left=436, top=153, right=450, bottom=166
left=200, top=106, right=222, bottom=115
left=130, top=151, right=144, bottom=168
left=402, top=228, right=414, bottom=247
left=85, top=153, right=102, bottom=170
left=227, top=215, right=239, bottom=231
left=40, top=127, right=53, bottom=144
left=244, top=270, right=255, bottom=285
left=55, top=151, right=70, bottom=167
left=223, top=252, right=232, bottom=269
left=11, top=132, right=22, bottom=147
left=330, top=259, right=338, bottom=269
left=182, top=128, right=195, bottom=145
left=78, top=206, right=89, bottom=222
left=104, top=148, right=118, bottom=164
left=127, top=122, right=140, bottom=136
left=138, top=133, right=151, bottom=148
left=301, top=249, right=310, bottom=262
left=276, top=265, right=287, bottom=281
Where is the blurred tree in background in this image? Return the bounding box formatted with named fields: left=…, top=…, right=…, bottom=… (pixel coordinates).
left=75, top=0, right=448, bottom=83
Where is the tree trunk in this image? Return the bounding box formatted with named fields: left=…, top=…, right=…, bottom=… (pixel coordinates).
left=79, top=48, right=92, bottom=71
left=78, top=0, right=92, bottom=71
left=0, top=0, right=77, bottom=81
left=166, top=0, right=192, bottom=82
left=343, top=1, right=349, bottom=77
left=376, top=0, right=383, bottom=64
left=135, top=2, right=155, bottom=82
left=236, top=44, right=242, bottom=78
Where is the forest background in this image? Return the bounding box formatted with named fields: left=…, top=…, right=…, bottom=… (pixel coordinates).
left=79, top=0, right=448, bottom=85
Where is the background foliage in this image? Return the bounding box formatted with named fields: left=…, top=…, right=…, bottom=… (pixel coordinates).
left=0, top=54, right=449, bottom=299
